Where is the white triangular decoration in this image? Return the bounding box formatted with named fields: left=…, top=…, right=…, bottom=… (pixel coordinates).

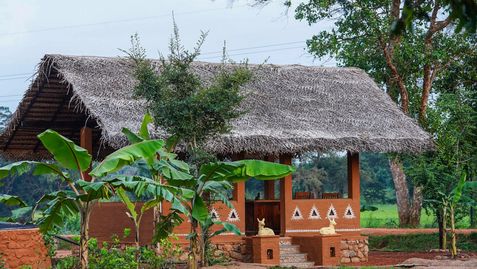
left=210, top=208, right=221, bottom=221
left=344, top=204, right=356, bottom=219
left=291, top=206, right=304, bottom=220
left=327, top=204, right=338, bottom=219
left=308, top=205, right=321, bottom=220
left=227, top=208, right=240, bottom=222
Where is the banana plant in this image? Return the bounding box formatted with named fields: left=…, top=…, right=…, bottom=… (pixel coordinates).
left=119, top=114, right=296, bottom=268
left=0, top=129, right=165, bottom=269
left=428, top=173, right=477, bottom=257
left=166, top=159, right=295, bottom=268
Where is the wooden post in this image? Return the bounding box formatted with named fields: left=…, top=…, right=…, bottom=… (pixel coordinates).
left=279, top=154, right=292, bottom=236
left=232, top=153, right=246, bottom=234
left=80, top=127, right=93, bottom=181
left=347, top=152, right=360, bottom=199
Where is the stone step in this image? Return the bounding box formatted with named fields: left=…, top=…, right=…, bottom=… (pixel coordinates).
left=279, top=244, right=301, bottom=254
left=279, top=237, right=292, bottom=245
left=280, top=261, right=316, bottom=268
left=280, top=253, right=308, bottom=263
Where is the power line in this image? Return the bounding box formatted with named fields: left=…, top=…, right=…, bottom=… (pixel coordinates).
left=0, top=72, right=33, bottom=78
left=199, top=46, right=306, bottom=60
left=0, top=94, right=23, bottom=98
left=201, top=41, right=304, bottom=55
left=0, top=76, right=31, bottom=81
left=0, top=5, right=247, bottom=36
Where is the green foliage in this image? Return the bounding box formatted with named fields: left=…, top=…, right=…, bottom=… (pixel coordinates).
left=369, top=232, right=477, bottom=252
left=42, top=232, right=57, bottom=258
left=55, top=256, right=80, bottom=269
left=0, top=194, right=27, bottom=207
left=0, top=106, right=11, bottom=132
left=125, top=22, right=252, bottom=149
left=0, top=253, right=5, bottom=269
left=85, top=235, right=183, bottom=269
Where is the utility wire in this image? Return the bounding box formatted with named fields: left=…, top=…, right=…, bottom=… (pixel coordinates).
left=0, top=5, right=247, bottom=37
left=201, top=41, right=304, bottom=55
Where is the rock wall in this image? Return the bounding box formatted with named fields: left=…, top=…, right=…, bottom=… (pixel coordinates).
left=0, top=228, right=52, bottom=269
left=340, top=237, right=369, bottom=263
left=212, top=241, right=248, bottom=262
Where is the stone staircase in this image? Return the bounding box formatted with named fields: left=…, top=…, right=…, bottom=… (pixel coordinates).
left=279, top=238, right=315, bottom=268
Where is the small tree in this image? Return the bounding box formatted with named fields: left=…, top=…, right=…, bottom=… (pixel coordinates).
left=0, top=130, right=166, bottom=269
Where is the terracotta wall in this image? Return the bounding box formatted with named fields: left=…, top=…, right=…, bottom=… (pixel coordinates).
left=0, top=228, right=51, bottom=269
left=285, top=198, right=360, bottom=235
left=89, top=200, right=244, bottom=245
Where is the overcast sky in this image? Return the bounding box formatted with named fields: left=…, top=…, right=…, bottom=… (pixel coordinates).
left=0, top=0, right=333, bottom=111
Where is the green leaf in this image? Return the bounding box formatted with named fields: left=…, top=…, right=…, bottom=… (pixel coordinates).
left=0, top=194, right=27, bottom=207
left=199, top=160, right=295, bottom=182
left=116, top=188, right=138, bottom=222
left=122, top=128, right=144, bottom=144
left=139, top=113, right=153, bottom=140
left=191, top=196, right=208, bottom=222
left=76, top=181, right=112, bottom=201
left=452, top=173, right=467, bottom=205
left=233, top=160, right=295, bottom=181
left=165, top=135, right=179, bottom=152
left=210, top=221, right=241, bottom=237
left=0, top=161, right=71, bottom=182
left=158, top=160, right=193, bottom=181
left=38, top=129, right=92, bottom=172
left=35, top=191, right=80, bottom=233
left=90, top=139, right=164, bottom=177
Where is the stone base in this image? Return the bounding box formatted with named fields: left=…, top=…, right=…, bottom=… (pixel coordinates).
left=340, top=236, right=369, bottom=263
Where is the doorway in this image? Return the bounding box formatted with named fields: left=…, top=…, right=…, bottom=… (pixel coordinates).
left=244, top=178, right=281, bottom=235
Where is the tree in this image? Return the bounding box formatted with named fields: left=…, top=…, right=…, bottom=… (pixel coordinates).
left=292, top=0, right=473, bottom=227
left=0, top=130, right=165, bottom=269
left=0, top=106, right=11, bottom=132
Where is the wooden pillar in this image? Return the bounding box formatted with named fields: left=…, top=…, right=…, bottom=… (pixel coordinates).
left=80, top=127, right=93, bottom=181
left=279, top=154, right=292, bottom=236
left=347, top=152, right=360, bottom=199
left=232, top=153, right=246, bottom=233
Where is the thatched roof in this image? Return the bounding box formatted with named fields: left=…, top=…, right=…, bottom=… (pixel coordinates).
left=0, top=54, right=433, bottom=160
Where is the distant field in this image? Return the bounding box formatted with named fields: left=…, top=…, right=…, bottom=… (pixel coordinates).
left=360, top=204, right=470, bottom=228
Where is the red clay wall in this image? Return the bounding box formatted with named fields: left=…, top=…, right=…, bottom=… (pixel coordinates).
left=89, top=201, right=244, bottom=245
left=0, top=228, right=51, bottom=269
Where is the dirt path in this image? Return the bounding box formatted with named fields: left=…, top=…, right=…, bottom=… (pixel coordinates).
left=361, top=228, right=477, bottom=236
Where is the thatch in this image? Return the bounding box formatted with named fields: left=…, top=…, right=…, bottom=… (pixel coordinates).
left=0, top=54, right=434, bottom=160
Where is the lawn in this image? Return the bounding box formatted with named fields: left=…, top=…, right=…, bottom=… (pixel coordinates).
left=360, top=204, right=470, bottom=228
left=369, top=233, right=477, bottom=252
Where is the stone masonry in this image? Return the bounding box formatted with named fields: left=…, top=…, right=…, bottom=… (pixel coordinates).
left=340, top=237, right=369, bottom=263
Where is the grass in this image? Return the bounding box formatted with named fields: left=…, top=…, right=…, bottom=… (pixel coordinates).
left=369, top=233, right=477, bottom=252
left=360, top=204, right=471, bottom=228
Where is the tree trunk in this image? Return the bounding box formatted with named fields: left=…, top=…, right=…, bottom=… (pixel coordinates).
left=189, top=220, right=200, bottom=269
left=443, top=205, right=447, bottom=250
left=450, top=205, right=457, bottom=258
left=389, top=157, right=422, bottom=227
left=80, top=206, right=91, bottom=269
left=437, top=210, right=444, bottom=249
left=409, top=186, right=423, bottom=227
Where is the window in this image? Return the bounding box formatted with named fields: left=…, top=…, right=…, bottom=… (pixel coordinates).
left=292, top=152, right=348, bottom=199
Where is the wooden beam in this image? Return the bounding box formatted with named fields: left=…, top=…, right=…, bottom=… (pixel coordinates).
left=3, top=78, right=46, bottom=150
left=279, top=154, right=292, bottom=236
left=33, top=93, right=69, bottom=152
left=347, top=152, right=360, bottom=199
left=80, top=127, right=93, bottom=181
